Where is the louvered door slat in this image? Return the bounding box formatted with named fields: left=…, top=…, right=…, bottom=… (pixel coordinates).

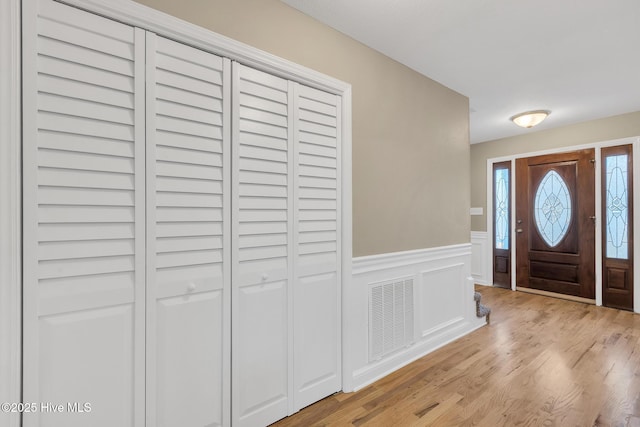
left=38, top=55, right=135, bottom=92
left=38, top=74, right=135, bottom=108
left=156, top=221, right=223, bottom=238
left=38, top=166, right=135, bottom=189
left=38, top=130, right=135, bottom=158
left=22, top=1, right=145, bottom=426
left=39, top=205, right=134, bottom=223
left=39, top=93, right=135, bottom=125
left=156, top=235, right=223, bottom=253
left=157, top=99, right=223, bottom=124
left=156, top=69, right=223, bottom=98
left=38, top=36, right=134, bottom=76
left=156, top=85, right=223, bottom=112
left=38, top=112, right=135, bottom=141
left=156, top=207, right=222, bottom=222
left=38, top=239, right=135, bottom=260
left=146, top=34, right=230, bottom=427
left=38, top=222, right=135, bottom=242
left=156, top=144, right=223, bottom=166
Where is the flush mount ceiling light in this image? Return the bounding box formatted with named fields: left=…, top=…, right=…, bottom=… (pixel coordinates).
left=510, top=110, right=550, bottom=128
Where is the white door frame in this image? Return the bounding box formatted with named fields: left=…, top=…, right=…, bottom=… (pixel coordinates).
left=2, top=0, right=354, bottom=413
left=486, top=136, right=640, bottom=312
left=0, top=1, right=22, bottom=426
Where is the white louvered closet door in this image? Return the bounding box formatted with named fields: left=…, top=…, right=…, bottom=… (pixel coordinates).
left=232, top=64, right=342, bottom=426
left=22, top=1, right=146, bottom=426
left=146, top=34, right=231, bottom=427
left=293, top=84, right=342, bottom=411
left=232, top=64, right=293, bottom=427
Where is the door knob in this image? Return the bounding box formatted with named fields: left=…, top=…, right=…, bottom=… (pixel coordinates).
left=261, top=273, right=269, bottom=281
left=516, top=228, right=523, bottom=233
left=187, top=282, right=196, bottom=292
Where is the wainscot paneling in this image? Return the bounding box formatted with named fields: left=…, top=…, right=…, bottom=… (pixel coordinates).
left=471, top=231, right=490, bottom=286
left=347, top=244, right=487, bottom=391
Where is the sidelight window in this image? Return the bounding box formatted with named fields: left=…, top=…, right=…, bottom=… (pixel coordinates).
left=494, top=168, right=510, bottom=249
left=605, top=154, right=629, bottom=259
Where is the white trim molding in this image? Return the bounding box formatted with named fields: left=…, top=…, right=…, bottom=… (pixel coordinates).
left=347, top=244, right=487, bottom=391
left=0, top=0, right=22, bottom=425
left=59, top=0, right=350, bottom=95
left=471, top=231, right=490, bottom=286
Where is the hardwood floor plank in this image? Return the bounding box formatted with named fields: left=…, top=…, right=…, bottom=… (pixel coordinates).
left=271, top=287, right=640, bottom=426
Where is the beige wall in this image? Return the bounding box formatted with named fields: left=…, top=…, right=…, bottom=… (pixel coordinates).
left=471, top=111, right=640, bottom=231
left=134, top=0, right=470, bottom=257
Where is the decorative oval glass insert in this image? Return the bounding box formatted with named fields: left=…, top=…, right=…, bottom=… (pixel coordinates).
left=534, top=170, right=572, bottom=247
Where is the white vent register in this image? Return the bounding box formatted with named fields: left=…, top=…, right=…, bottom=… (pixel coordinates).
left=369, top=278, right=415, bottom=361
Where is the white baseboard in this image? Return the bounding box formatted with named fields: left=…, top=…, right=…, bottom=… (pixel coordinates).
left=352, top=319, right=485, bottom=391
left=471, top=231, right=490, bottom=285
left=346, top=244, right=487, bottom=392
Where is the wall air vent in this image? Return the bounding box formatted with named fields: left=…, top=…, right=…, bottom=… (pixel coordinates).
left=369, top=277, right=415, bottom=362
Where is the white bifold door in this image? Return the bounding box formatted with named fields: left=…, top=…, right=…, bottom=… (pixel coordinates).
left=232, top=64, right=341, bottom=427
left=23, top=2, right=230, bottom=426
left=22, top=1, right=148, bottom=425
left=145, top=34, right=231, bottom=427
left=22, top=1, right=340, bottom=426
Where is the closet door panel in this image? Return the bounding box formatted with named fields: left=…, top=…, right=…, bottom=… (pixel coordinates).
left=22, top=1, right=145, bottom=426
left=146, top=34, right=230, bottom=427
left=235, top=281, right=288, bottom=423
left=232, top=63, right=292, bottom=427
left=293, top=84, right=342, bottom=411
left=154, top=292, right=223, bottom=427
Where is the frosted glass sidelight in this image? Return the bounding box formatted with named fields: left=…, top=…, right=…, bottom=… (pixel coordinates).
left=605, top=154, right=629, bottom=259
left=494, top=168, right=509, bottom=250
left=534, top=170, right=572, bottom=247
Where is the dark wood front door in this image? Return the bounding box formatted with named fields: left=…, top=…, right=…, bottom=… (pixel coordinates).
left=516, top=149, right=596, bottom=299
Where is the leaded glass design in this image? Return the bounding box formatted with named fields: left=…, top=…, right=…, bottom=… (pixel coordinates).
left=534, top=170, right=572, bottom=247
left=494, top=168, right=509, bottom=249
left=605, top=154, right=629, bottom=259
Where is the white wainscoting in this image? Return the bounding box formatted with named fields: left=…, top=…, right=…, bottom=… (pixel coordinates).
left=471, top=231, right=490, bottom=286
left=346, top=244, right=487, bottom=391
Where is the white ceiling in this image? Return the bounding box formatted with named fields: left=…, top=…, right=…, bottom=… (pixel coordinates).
left=282, top=0, right=640, bottom=144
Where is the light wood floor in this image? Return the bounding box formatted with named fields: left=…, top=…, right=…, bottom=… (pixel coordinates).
left=272, top=286, right=640, bottom=427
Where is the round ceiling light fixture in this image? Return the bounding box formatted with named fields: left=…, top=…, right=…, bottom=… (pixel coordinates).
left=510, top=110, right=550, bottom=128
